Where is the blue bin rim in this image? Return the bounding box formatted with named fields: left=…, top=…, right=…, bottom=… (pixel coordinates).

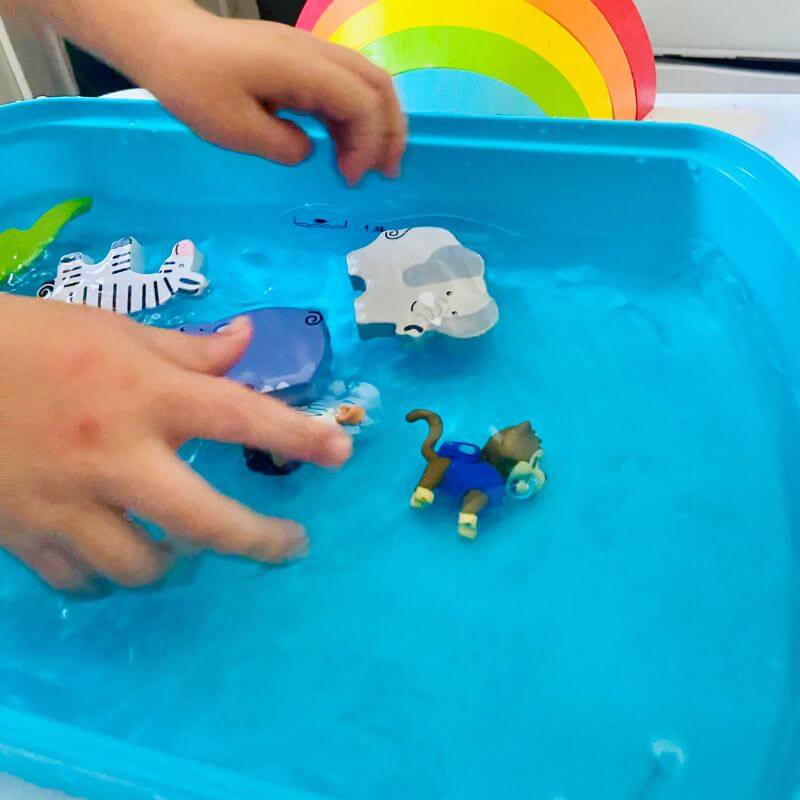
left=1, top=96, right=799, bottom=253
left=0, top=95, right=796, bottom=187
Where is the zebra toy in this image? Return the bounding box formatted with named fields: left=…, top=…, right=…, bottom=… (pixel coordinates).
left=38, top=237, right=207, bottom=314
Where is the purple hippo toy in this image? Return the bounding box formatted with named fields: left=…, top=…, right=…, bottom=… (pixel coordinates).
left=178, top=307, right=332, bottom=406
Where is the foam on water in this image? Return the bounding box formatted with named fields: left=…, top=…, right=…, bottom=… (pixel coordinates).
left=0, top=205, right=797, bottom=800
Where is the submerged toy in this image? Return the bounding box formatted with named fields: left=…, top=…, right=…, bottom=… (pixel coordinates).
left=179, top=307, right=332, bottom=405
left=347, top=227, right=499, bottom=339
left=0, top=197, right=92, bottom=283
left=179, top=307, right=339, bottom=474
left=300, top=380, right=382, bottom=431
left=245, top=380, right=382, bottom=475
left=38, top=237, right=207, bottom=313
left=407, top=409, right=545, bottom=539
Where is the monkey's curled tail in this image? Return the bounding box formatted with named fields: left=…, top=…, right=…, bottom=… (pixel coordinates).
left=406, top=409, right=444, bottom=463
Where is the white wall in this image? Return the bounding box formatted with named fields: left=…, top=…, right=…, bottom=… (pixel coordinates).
left=0, top=49, right=22, bottom=104
left=635, top=0, right=800, bottom=59
left=0, top=16, right=25, bottom=103
left=658, top=61, right=800, bottom=93
left=1, top=15, right=76, bottom=98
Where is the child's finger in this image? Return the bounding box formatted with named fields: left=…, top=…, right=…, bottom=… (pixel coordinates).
left=65, top=506, right=174, bottom=588
left=168, top=374, right=353, bottom=467
left=0, top=518, right=91, bottom=591
left=276, top=59, right=383, bottom=185
left=314, top=40, right=407, bottom=178
left=6, top=540, right=92, bottom=592
left=174, top=93, right=312, bottom=167
left=328, top=113, right=382, bottom=187
left=125, top=315, right=252, bottom=376
left=377, top=95, right=408, bottom=179
left=112, top=448, right=309, bottom=563
left=236, top=98, right=314, bottom=165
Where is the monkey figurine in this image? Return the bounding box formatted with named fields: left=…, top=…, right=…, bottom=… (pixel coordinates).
left=406, top=410, right=546, bottom=539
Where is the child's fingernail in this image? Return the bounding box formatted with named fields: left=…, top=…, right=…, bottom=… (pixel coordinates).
left=219, top=316, right=250, bottom=336
left=269, top=522, right=309, bottom=562
left=284, top=528, right=310, bottom=561
left=327, top=433, right=353, bottom=464
left=343, top=162, right=366, bottom=187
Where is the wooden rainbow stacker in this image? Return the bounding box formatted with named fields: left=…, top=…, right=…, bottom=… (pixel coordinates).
left=296, top=0, right=656, bottom=120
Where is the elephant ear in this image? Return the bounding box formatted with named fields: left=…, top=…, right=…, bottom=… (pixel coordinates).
left=403, top=245, right=485, bottom=286
left=518, top=421, right=532, bottom=434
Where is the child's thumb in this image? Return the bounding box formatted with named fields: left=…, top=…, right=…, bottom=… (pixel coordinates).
left=127, top=315, right=252, bottom=376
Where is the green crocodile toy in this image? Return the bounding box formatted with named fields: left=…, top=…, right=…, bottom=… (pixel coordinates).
left=0, top=197, right=93, bottom=283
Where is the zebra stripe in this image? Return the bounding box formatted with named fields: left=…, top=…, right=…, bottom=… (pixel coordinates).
left=44, top=238, right=206, bottom=315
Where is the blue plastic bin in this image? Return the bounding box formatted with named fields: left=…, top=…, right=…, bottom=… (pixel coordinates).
left=0, top=98, right=799, bottom=800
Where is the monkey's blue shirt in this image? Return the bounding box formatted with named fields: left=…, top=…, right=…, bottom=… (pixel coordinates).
left=437, top=442, right=506, bottom=506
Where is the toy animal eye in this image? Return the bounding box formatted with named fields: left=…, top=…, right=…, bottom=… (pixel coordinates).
left=446, top=291, right=453, bottom=296
left=451, top=311, right=458, bottom=315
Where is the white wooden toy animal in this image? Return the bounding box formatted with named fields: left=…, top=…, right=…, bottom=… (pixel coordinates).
left=347, top=227, right=499, bottom=339
left=38, top=237, right=207, bottom=314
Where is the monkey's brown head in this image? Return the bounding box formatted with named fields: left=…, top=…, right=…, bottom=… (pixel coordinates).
left=482, top=422, right=540, bottom=475
left=482, top=422, right=545, bottom=500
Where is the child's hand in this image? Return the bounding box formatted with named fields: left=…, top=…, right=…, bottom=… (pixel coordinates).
left=20, top=1, right=406, bottom=184
left=0, top=295, right=352, bottom=593
left=107, top=5, right=405, bottom=185
left=145, top=15, right=406, bottom=185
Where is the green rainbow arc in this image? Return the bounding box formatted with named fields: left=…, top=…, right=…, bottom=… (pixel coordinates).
left=361, top=26, right=588, bottom=119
